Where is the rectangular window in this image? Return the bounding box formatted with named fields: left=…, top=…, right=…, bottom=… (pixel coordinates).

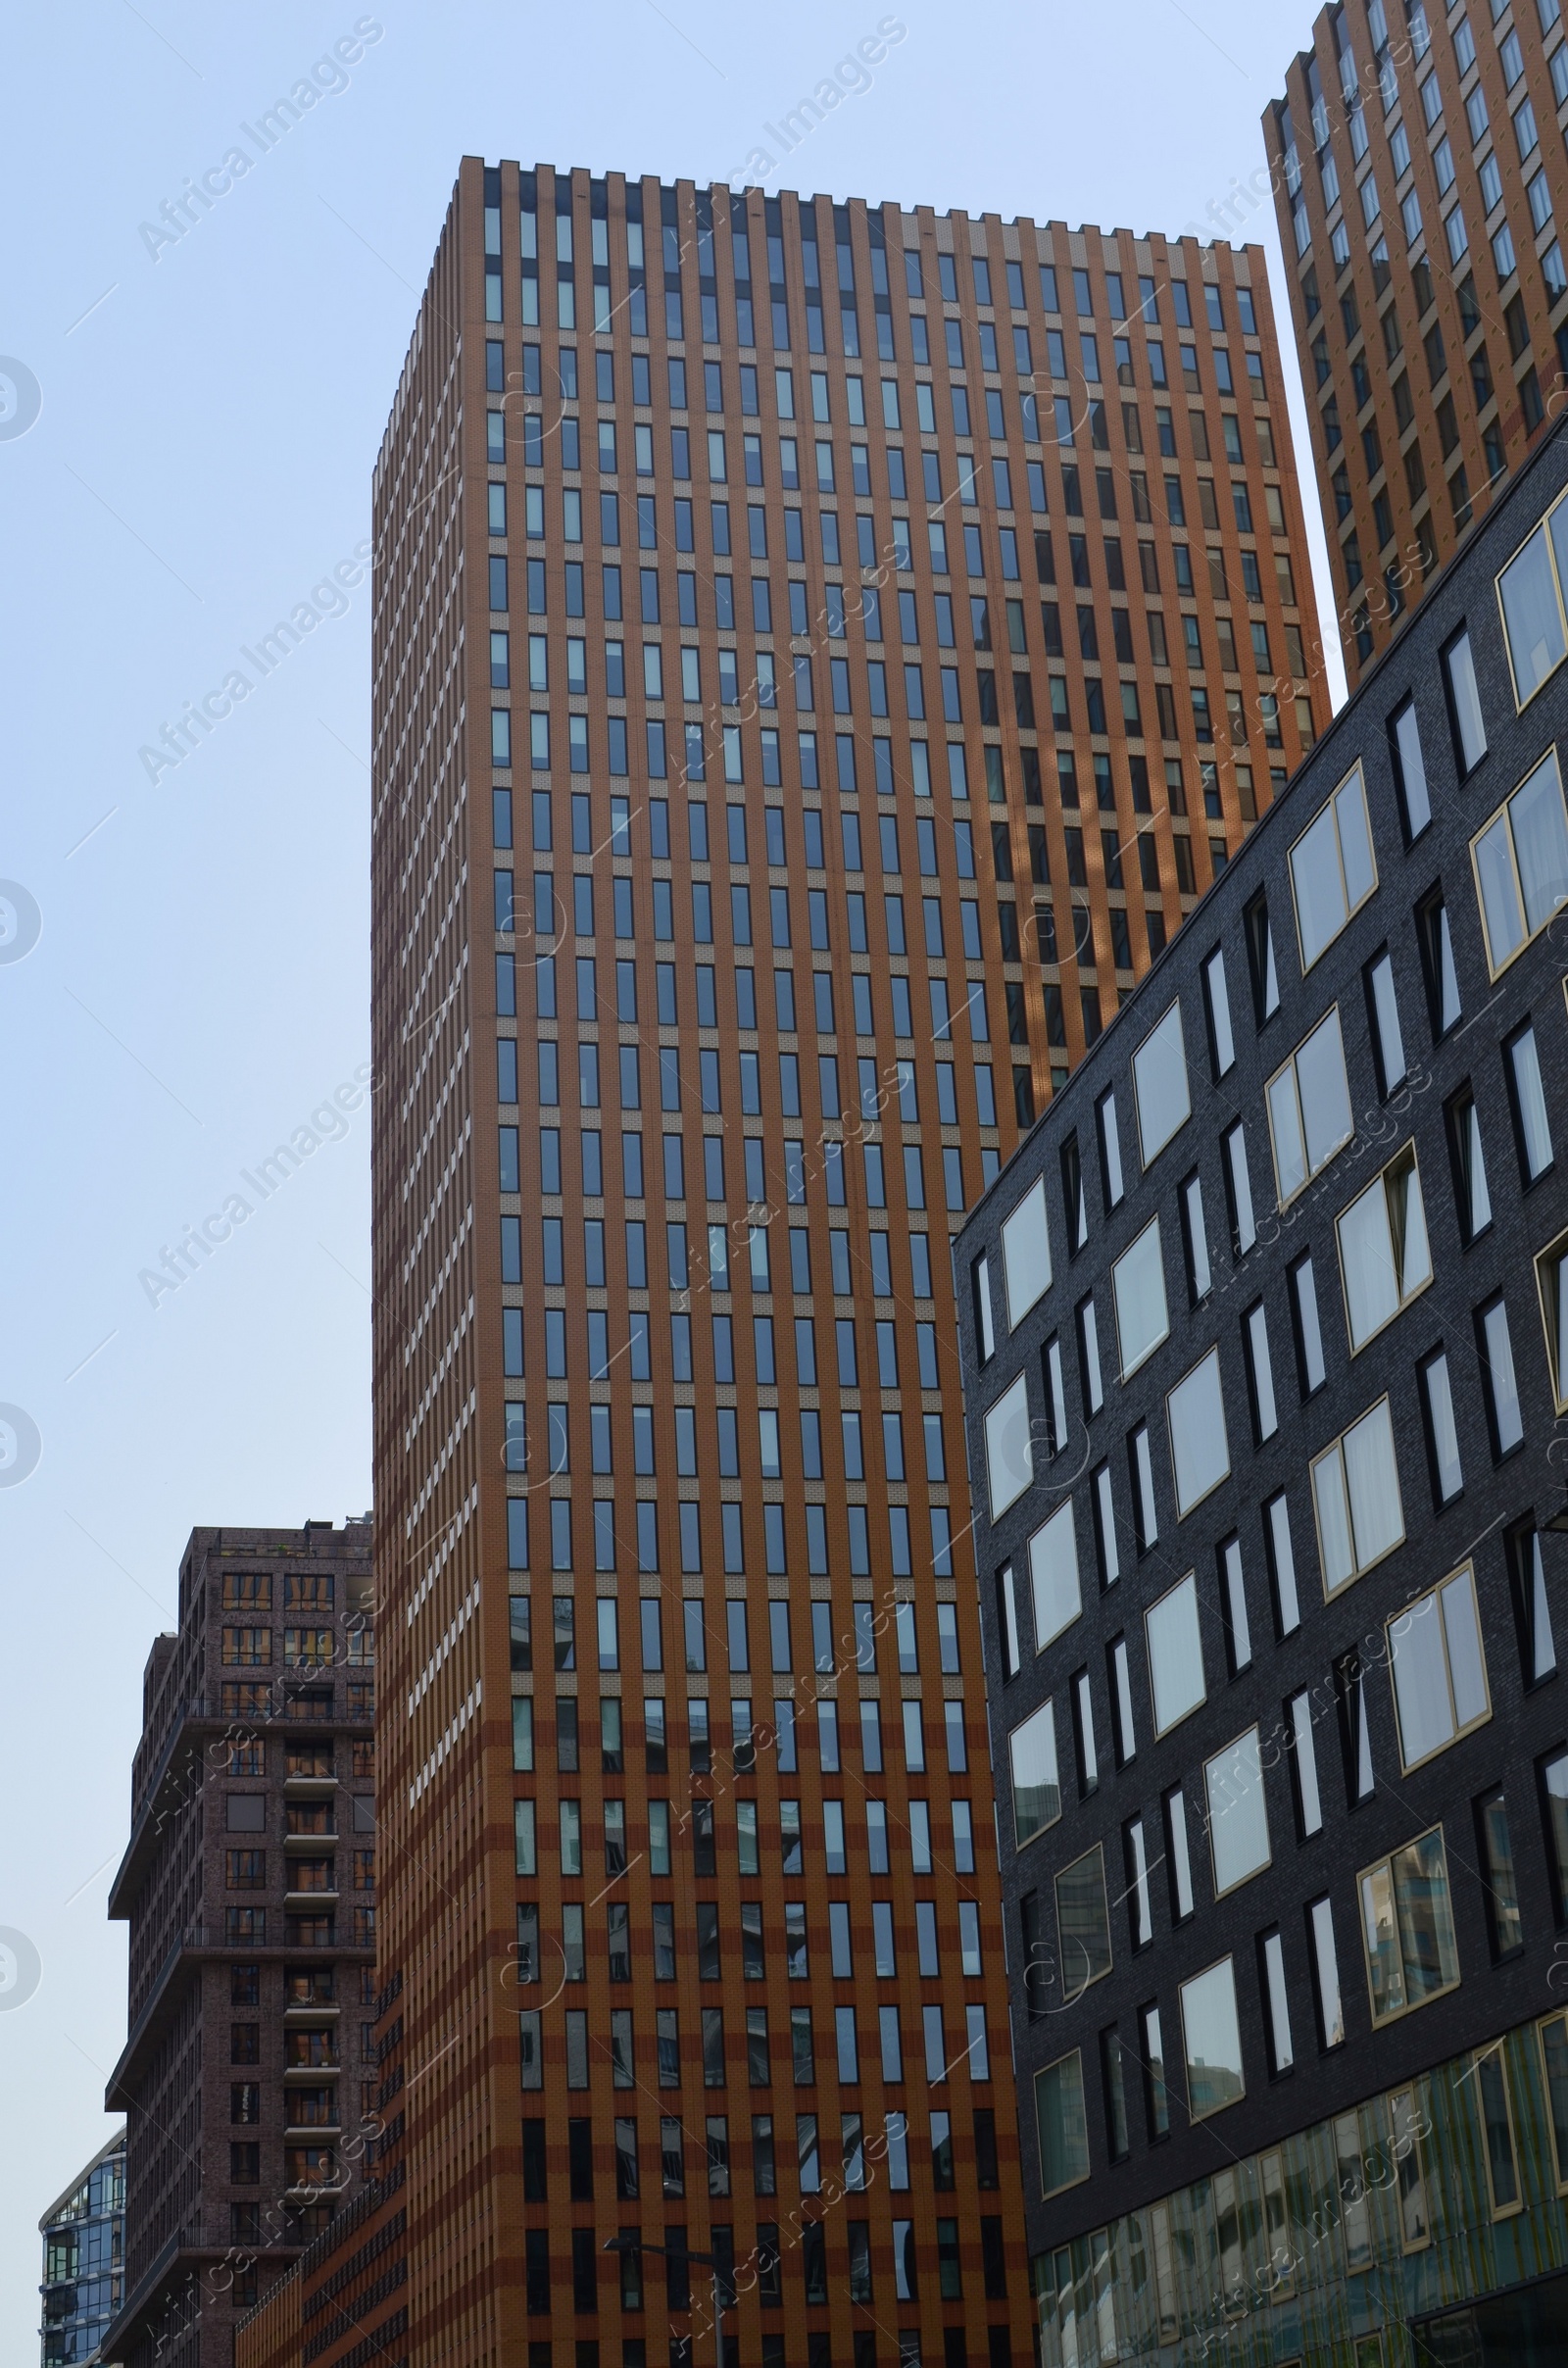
left=1008, top=1700, right=1060, bottom=1846
left=1310, top=1897, right=1345, bottom=2047
left=1443, top=628, right=1487, bottom=772
left=1145, top=1572, right=1205, bottom=1736
left=1496, top=489, right=1568, bottom=705
left=1033, top=2051, right=1089, bottom=2195
left=1471, top=749, right=1568, bottom=973
left=1111, top=1217, right=1168, bottom=1379
left=1336, top=1146, right=1431, bottom=1351
left=1311, top=1397, right=1403, bottom=1594
left=1506, top=1025, right=1553, bottom=1182
left=1357, top=1826, right=1460, bottom=2022
left=1289, top=763, right=1377, bottom=969
left=1000, top=1178, right=1052, bottom=1327
left=1203, top=1727, right=1270, bottom=1895
left=1165, top=1348, right=1230, bottom=1518
left=1266, top=1007, right=1353, bottom=1204
left=1131, top=1002, right=1191, bottom=1167
left=1387, top=1563, right=1490, bottom=1770
left=1478, top=1296, right=1525, bottom=1455
left=1179, top=1958, right=1245, bottom=2120
left=984, top=1373, right=1032, bottom=1519
left=1028, top=1499, right=1081, bottom=1651
left=1055, top=1845, right=1113, bottom=1999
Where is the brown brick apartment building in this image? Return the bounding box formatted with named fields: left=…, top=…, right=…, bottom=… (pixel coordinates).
left=237, top=160, right=1324, bottom=2368
left=1267, top=0, right=1568, bottom=676
left=100, top=1519, right=377, bottom=2368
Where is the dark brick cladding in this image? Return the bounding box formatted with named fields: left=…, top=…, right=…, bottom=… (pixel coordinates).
left=956, top=411, right=1568, bottom=2254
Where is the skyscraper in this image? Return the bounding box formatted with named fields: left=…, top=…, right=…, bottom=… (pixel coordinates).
left=239, top=157, right=1321, bottom=2368
left=956, top=410, right=1568, bottom=2363
left=100, top=1518, right=376, bottom=2368
left=1266, top=0, right=1568, bottom=677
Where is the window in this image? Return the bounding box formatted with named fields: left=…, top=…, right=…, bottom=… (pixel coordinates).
left=1289, top=764, right=1377, bottom=969
left=1179, top=1959, right=1245, bottom=2120
left=1478, top=1790, right=1524, bottom=1958
left=1008, top=1701, right=1060, bottom=1846
left=1443, top=629, right=1487, bottom=772
left=1310, top=1898, right=1345, bottom=2047
left=1131, top=1002, right=1191, bottom=1167
left=1034, top=2051, right=1089, bottom=2195
left=1387, top=1564, right=1490, bottom=1769
left=1390, top=699, right=1432, bottom=838
left=983, top=1373, right=1032, bottom=1518
left=1110, top=1218, right=1168, bottom=1379
left=1027, top=1501, right=1081, bottom=1651
left=1202, top=946, right=1236, bottom=1076
left=1471, top=749, right=1568, bottom=974
left=1535, top=1229, right=1568, bottom=1412
left=1506, top=1025, right=1553, bottom=1182
left=1145, top=1572, right=1205, bottom=1736
left=1266, top=1008, right=1353, bottom=1205
left=1478, top=1296, right=1525, bottom=1455
left=1165, top=1348, right=1230, bottom=1517
left=1001, top=1178, right=1052, bottom=1326
left=1311, top=1398, right=1403, bottom=1593
left=1419, top=1352, right=1464, bottom=1505
left=1358, top=1826, right=1460, bottom=2022
left=1449, top=1089, right=1492, bottom=1242
left=1204, top=1728, right=1271, bottom=1895
left=1366, top=952, right=1406, bottom=1095
left=1055, top=1846, right=1112, bottom=1999
left=1336, top=1147, right=1431, bottom=1351
left=1496, top=488, right=1568, bottom=705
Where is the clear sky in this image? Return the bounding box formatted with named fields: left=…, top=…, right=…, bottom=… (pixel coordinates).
left=0, top=0, right=1337, bottom=2343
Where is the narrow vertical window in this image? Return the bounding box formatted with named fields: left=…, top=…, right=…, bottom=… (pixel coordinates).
left=1309, top=1897, right=1345, bottom=2047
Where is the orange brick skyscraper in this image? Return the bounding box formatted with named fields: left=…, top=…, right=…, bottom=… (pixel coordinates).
left=240, top=157, right=1322, bottom=2368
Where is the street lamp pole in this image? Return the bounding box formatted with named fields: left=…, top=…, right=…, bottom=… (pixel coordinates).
left=604, top=2233, right=725, bottom=2368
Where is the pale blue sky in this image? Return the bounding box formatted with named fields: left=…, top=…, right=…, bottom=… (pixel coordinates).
left=0, top=0, right=1335, bottom=2342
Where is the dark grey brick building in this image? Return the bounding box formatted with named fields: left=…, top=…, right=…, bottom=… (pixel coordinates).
left=99, top=1520, right=377, bottom=2368
left=956, top=417, right=1568, bottom=2363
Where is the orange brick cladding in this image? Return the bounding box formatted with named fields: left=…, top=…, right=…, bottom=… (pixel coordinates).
left=1266, top=0, right=1568, bottom=678
left=238, top=157, right=1322, bottom=2368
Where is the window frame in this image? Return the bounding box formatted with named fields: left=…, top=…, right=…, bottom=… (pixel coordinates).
left=1384, top=1560, right=1492, bottom=1773
left=1494, top=482, right=1568, bottom=710
left=1535, top=1223, right=1568, bottom=1413
left=1130, top=999, right=1192, bottom=1169
left=1144, top=1570, right=1206, bottom=1738
left=1265, top=1004, right=1354, bottom=1208
left=1007, top=1698, right=1061, bottom=1849
left=1110, top=1214, right=1170, bottom=1381
left=1356, top=1823, right=1461, bottom=2026
left=1310, top=1395, right=1405, bottom=1598
left=1033, top=2048, right=1090, bottom=2196
left=1287, top=760, right=1379, bottom=973
left=1469, top=746, right=1568, bottom=979
left=1202, top=1726, right=1272, bottom=1899
left=1334, top=1143, right=1432, bottom=1355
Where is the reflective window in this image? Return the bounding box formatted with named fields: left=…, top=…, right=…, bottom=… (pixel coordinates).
left=1111, top=1217, right=1169, bottom=1379
left=1496, top=488, right=1568, bottom=704
left=1471, top=748, right=1568, bottom=975
left=1477, top=1790, right=1524, bottom=1958
left=1443, top=628, right=1487, bottom=772
left=1366, top=952, right=1407, bottom=1094
left=1289, top=763, right=1377, bottom=969
left=1179, top=1959, right=1246, bottom=2119
left=1358, top=1826, right=1460, bottom=2022
left=1478, top=1297, right=1524, bottom=1455
left=1261, top=1931, right=1293, bottom=2073
left=1225, top=1122, right=1256, bottom=1255
left=1145, top=1572, right=1205, bottom=1736
left=1166, top=1348, right=1230, bottom=1516
left=1390, top=697, right=1432, bottom=837
left=1506, top=1024, right=1553, bottom=1182
left=1131, top=1000, right=1191, bottom=1168
left=1266, top=1007, right=1354, bottom=1205
left=1419, top=1352, right=1464, bottom=1504
left=1311, top=1397, right=1404, bottom=1593
left=1310, top=1898, right=1345, bottom=2047
left=1448, top=1089, right=1492, bottom=1243
left=1034, top=2050, right=1089, bottom=2195
left=983, top=1373, right=1032, bottom=1518
left=1387, top=1563, right=1490, bottom=1769
left=1290, top=1693, right=1323, bottom=1836
left=1202, top=946, right=1236, bottom=1076
left=1055, top=1845, right=1112, bottom=2000
left=1027, top=1500, right=1081, bottom=1651
left=1001, top=1177, right=1052, bottom=1328
left=1337, top=1147, right=1432, bottom=1351
left=1203, top=1728, right=1271, bottom=1895
left=1008, top=1701, right=1060, bottom=1846
left=1245, top=1302, right=1277, bottom=1443
left=1097, top=1088, right=1125, bottom=1209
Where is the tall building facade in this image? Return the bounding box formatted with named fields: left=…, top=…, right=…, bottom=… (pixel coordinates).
left=957, top=416, right=1568, bottom=2363
left=239, top=156, right=1322, bottom=2368
left=39, top=2128, right=125, bottom=2365
left=100, top=1519, right=376, bottom=2368
left=1267, top=0, right=1568, bottom=679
